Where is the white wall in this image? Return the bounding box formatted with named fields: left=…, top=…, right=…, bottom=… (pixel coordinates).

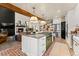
left=15, top=12, right=30, bottom=25
left=15, top=12, right=30, bottom=34
left=66, top=4, right=79, bottom=33
left=65, top=4, right=79, bottom=48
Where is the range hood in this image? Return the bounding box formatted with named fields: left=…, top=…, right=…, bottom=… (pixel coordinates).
left=1, top=23, right=14, bottom=26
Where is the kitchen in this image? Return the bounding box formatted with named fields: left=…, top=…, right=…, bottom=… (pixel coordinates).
left=0, top=3, right=79, bottom=56
left=14, top=3, right=77, bottom=56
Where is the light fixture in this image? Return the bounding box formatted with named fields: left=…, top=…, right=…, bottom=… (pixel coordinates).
left=30, top=7, right=38, bottom=22
left=40, top=21, right=46, bottom=25
left=30, top=16, right=38, bottom=21
left=57, top=9, right=61, bottom=13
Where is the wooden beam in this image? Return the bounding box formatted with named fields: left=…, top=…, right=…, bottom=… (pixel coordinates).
left=0, top=3, right=43, bottom=20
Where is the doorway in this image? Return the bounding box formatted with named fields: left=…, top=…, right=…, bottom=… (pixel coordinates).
left=61, top=21, right=66, bottom=39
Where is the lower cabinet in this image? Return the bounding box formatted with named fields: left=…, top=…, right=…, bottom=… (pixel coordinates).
left=22, top=35, right=46, bottom=56
left=38, top=37, right=46, bottom=55
left=73, top=38, right=79, bottom=56
left=46, top=35, right=52, bottom=50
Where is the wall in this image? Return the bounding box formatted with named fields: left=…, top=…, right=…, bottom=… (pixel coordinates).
left=15, top=12, right=30, bottom=34
left=0, top=8, right=15, bottom=23
left=15, top=12, right=30, bottom=25
left=15, top=12, right=41, bottom=33
left=0, top=8, right=15, bottom=36
left=65, top=4, right=79, bottom=48
left=66, top=4, right=79, bottom=33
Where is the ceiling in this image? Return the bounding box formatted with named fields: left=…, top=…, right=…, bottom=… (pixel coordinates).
left=0, top=3, right=43, bottom=20
left=12, top=3, right=77, bottom=20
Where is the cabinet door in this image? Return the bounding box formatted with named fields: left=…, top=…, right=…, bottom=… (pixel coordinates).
left=38, top=45, right=46, bottom=56
left=73, top=40, right=79, bottom=56
left=38, top=37, right=46, bottom=56
left=39, top=37, right=46, bottom=45
left=46, top=36, right=52, bottom=50
left=30, top=38, right=38, bottom=56
left=22, top=36, right=30, bottom=55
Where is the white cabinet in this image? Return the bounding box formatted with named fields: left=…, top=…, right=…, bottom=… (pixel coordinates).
left=38, top=37, right=46, bottom=55
left=73, top=36, right=79, bottom=56
left=73, top=40, right=79, bottom=56
left=22, top=35, right=46, bottom=56
left=22, top=36, right=31, bottom=55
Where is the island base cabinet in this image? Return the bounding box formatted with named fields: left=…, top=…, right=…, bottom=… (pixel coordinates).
left=22, top=36, right=31, bottom=55
left=22, top=35, right=46, bottom=56
left=38, top=37, right=46, bottom=56
left=30, top=38, right=38, bottom=56
left=46, top=36, right=52, bottom=50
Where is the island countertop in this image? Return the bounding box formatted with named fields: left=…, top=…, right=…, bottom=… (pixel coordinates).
left=20, top=32, right=52, bottom=39
left=22, top=33, right=45, bottom=39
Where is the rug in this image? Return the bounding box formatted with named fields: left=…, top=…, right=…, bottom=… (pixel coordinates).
left=0, top=45, right=26, bottom=56
left=49, top=42, right=71, bottom=56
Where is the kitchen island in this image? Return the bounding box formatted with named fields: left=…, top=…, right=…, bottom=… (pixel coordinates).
left=22, top=32, right=53, bottom=56
left=22, top=34, right=46, bottom=56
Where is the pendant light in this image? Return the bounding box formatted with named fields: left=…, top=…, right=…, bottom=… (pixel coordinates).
left=30, top=7, right=38, bottom=22
left=40, top=14, right=46, bottom=25
left=40, top=21, right=46, bottom=25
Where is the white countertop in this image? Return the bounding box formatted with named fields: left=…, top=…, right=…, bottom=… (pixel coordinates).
left=73, top=35, right=79, bottom=42
left=22, top=34, right=45, bottom=39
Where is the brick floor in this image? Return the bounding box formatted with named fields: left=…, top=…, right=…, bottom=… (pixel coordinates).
left=0, top=44, right=26, bottom=56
